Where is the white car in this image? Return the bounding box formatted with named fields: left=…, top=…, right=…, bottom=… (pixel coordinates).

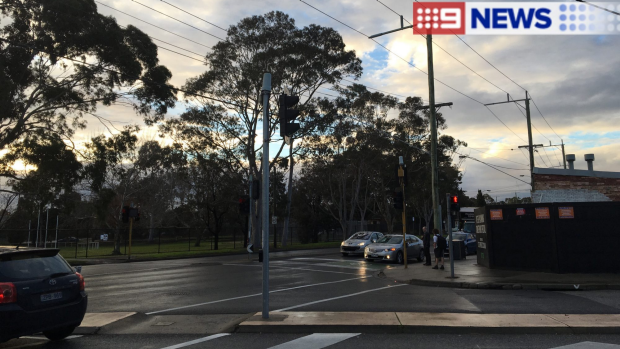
left=340, top=231, right=383, bottom=256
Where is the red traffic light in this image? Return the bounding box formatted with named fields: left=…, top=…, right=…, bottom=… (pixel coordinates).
left=451, top=196, right=458, bottom=203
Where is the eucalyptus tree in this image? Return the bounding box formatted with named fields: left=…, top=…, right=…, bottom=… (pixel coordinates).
left=169, top=11, right=362, bottom=247
left=0, top=0, right=176, bottom=187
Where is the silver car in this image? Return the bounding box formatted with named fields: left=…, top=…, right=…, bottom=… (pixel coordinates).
left=341, top=231, right=383, bottom=256
left=364, top=234, right=425, bottom=264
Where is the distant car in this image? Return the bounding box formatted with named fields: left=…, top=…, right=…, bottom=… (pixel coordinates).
left=364, top=234, right=425, bottom=264
left=0, top=248, right=87, bottom=343
left=446, top=232, right=477, bottom=256
left=341, top=231, right=383, bottom=256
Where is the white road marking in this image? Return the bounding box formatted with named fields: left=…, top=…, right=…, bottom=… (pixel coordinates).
left=274, top=284, right=408, bottom=312
left=19, top=335, right=82, bottom=340
left=550, top=342, right=620, bottom=349
left=267, top=333, right=360, bottom=349
left=87, top=267, right=175, bottom=277
left=159, top=333, right=229, bottom=349
left=146, top=276, right=369, bottom=315
left=223, top=263, right=363, bottom=275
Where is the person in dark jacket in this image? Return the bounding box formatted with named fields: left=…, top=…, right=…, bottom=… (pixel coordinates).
left=422, top=226, right=432, bottom=266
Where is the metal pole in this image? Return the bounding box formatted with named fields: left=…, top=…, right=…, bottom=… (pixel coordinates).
left=446, top=194, right=455, bottom=278
left=561, top=139, right=567, bottom=169
left=426, top=34, right=441, bottom=232
left=55, top=216, right=58, bottom=248
left=128, top=217, right=133, bottom=260
left=248, top=174, right=253, bottom=251
left=35, top=207, right=40, bottom=248
left=525, top=91, right=535, bottom=190
left=261, top=73, right=271, bottom=320
left=399, top=163, right=407, bottom=268
left=27, top=220, right=31, bottom=248
left=44, top=209, right=49, bottom=248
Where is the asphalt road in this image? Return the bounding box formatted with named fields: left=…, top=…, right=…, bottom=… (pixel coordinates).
left=79, top=249, right=620, bottom=315
left=3, top=248, right=620, bottom=349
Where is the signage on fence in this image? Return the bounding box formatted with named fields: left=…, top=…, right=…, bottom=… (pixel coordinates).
left=100, top=234, right=108, bottom=241
left=535, top=207, right=551, bottom=219
left=516, top=208, right=526, bottom=216
left=490, top=209, right=503, bottom=220
left=558, top=207, right=575, bottom=219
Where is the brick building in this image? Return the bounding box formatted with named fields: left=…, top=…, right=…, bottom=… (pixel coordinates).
left=531, top=154, right=620, bottom=203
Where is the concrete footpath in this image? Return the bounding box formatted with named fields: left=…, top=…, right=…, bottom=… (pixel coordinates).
left=238, top=312, right=620, bottom=334
left=381, top=259, right=620, bottom=291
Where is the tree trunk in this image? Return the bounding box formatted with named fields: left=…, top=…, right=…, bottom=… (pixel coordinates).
left=148, top=214, right=155, bottom=243
left=281, top=151, right=294, bottom=247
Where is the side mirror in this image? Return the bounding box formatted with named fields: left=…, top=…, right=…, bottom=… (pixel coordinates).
left=372, top=239, right=377, bottom=243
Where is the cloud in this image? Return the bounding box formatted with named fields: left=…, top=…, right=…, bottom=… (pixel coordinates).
left=81, top=0, right=619, bottom=196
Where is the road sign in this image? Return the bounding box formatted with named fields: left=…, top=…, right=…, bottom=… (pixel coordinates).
left=272, top=216, right=277, bottom=225
left=247, top=244, right=254, bottom=253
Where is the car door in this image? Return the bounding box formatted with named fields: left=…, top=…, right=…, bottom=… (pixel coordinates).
left=405, top=236, right=415, bottom=257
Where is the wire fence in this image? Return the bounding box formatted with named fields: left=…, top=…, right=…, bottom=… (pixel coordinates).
left=0, top=225, right=344, bottom=259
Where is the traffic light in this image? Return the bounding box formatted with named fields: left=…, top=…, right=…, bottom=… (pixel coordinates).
left=122, top=206, right=129, bottom=223
left=239, top=195, right=250, bottom=215
left=279, top=94, right=300, bottom=137
left=393, top=191, right=404, bottom=210
left=450, top=195, right=460, bottom=212
left=251, top=179, right=260, bottom=200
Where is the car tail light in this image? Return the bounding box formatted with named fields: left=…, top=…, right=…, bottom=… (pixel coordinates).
left=0, top=282, right=16, bottom=304
left=76, top=272, right=85, bottom=291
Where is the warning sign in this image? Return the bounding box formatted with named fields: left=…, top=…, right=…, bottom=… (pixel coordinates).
left=490, top=209, right=503, bottom=220
left=558, top=207, right=575, bottom=219
left=516, top=208, right=526, bottom=216
left=535, top=207, right=550, bottom=219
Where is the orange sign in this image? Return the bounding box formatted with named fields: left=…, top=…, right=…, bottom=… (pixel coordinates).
left=516, top=208, right=526, bottom=216
left=490, top=209, right=503, bottom=220
left=535, top=207, right=550, bottom=219
left=558, top=207, right=574, bottom=219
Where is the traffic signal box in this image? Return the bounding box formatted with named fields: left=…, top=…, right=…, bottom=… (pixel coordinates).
left=239, top=195, right=250, bottom=215
left=450, top=195, right=460, bottom=212
left=279, top=94, right=300, bottom=137
left=393, top=191, right=404, bottom=210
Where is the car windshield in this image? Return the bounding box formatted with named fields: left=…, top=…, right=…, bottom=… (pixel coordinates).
left=377, top=236, right=402, bottom=244
left=463, top=222, right=475, bottom=234
left=0, top=252, right=74, bottom=282
left=348, top=232, right=371, bottom=240
left=452, top=233, right=468, bottom=240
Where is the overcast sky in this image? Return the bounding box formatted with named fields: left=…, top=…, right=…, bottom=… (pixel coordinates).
left=87, top=0, right=620, bottom=201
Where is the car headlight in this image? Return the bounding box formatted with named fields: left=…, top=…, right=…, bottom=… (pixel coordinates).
left=341, top=241, right=345, bottom=246
left=365, top=247, right=369, bottom=251
left=384, top=248, right=396, bottom=252
left=359, top=242, right=366, bottom=246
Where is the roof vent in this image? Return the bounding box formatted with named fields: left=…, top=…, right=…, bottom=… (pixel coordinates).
left=566, top=154, right=576, bottom=170
left=584, top=154, right=595, bottom=171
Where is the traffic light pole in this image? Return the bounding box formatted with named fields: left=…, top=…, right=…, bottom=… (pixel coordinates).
left=398, top=164, right=407, bottom=269
left=128, top=217, right=133, bottom=260
left=445, top=194, right=454, bottom=278
left=261, top=73, right=271, bottom=320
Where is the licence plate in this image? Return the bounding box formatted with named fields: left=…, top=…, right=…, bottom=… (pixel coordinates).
left=371, top=254, right=378, bottom=258
left=41, top=291, right=62, bottom=302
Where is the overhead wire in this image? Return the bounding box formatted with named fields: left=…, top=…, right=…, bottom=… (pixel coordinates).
left=299, top=0, right=527, bottom=144
left=157, top=0, right=228, bottom=32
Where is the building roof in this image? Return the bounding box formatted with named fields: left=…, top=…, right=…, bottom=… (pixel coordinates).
left=533, top=167, right=620, bottom=179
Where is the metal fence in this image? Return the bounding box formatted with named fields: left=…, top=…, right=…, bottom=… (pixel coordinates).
left=0, top=225, right=343, bottom=259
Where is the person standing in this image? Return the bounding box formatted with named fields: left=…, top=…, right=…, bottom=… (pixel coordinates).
left=432, top=228, right=446, bottom=270
left=422, top=226, right=432, bottom=266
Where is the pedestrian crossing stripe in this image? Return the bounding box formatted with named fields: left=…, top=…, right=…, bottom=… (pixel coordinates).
left=266, top=333, right=360, bottom=349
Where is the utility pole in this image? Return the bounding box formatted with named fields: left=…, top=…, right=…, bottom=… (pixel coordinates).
left=398, top=156, right=408, bottom=268
left=370, top=23, right=453, bottom=234
left=561, top=140, right=567, bottom=169
left=446, top=194, right=455, bottom=279
left=486, top=92, right=535, bottom=189
left=261, top=73, right=271, bottom=320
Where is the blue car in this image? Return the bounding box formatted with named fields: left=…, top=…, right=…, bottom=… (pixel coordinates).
left=0, top=248, right=87, bottom=343
left=451, top=232, right=477, bottom=255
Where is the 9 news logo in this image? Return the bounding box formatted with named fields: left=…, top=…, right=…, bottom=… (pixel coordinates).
left=413, top=2, right=619, bottom=35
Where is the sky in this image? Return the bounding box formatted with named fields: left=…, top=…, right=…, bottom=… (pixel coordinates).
left=84, top=0, right=620, bottom=201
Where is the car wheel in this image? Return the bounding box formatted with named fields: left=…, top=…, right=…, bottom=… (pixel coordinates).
left=43, top=327, right=76, bottom=341
left=417, top=250, right=424, bottom=262
left=342, top=252, right=348, bottom=256
left=396, top=251, right=404, bottom=264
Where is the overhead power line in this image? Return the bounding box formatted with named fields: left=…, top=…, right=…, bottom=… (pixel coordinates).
left=95, top=1, right=212, bottom=49
left=129, top=0, right=225, bottom=41
left=300, top=0, right=527, bottom=144
left=157, top=0, right=228, bottom=32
